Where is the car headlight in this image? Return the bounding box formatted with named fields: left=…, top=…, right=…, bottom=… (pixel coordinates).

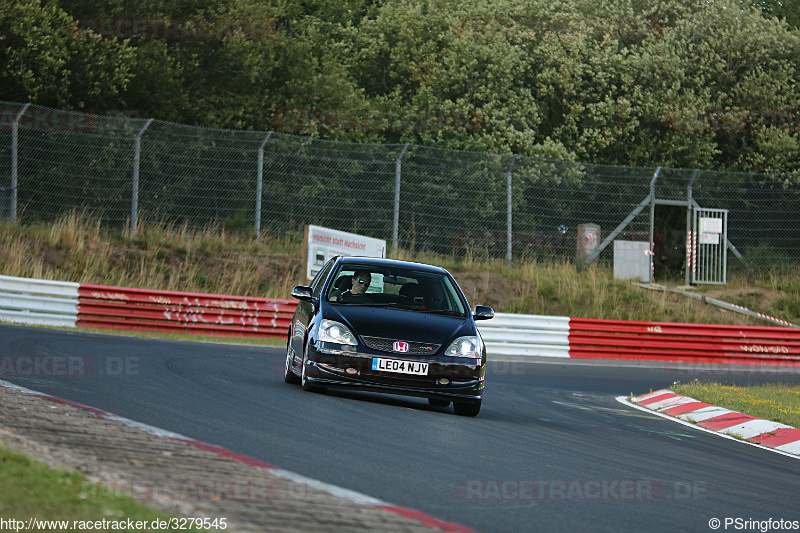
left=318, top=319, right=357, bottom=345
left=444, top=336, right=482, bottom=358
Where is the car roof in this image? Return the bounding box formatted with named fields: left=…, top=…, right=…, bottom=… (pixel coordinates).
left=336, top=256, right=449, bottom=274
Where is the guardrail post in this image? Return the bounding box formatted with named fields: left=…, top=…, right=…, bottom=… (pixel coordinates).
left=131, top=119, right=154, bottom=234
left=11, top=103, right=30, bottom=224
left=255, top=132, right=272, bottom=240
left=392, top=143, right=410, bottom=253
left=506, top=154, right=516, bottom=264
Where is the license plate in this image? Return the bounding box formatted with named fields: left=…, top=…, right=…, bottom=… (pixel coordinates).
left=372, top=358, right=429, bottom=376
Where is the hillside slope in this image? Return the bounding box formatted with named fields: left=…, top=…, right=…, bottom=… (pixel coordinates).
left=1, top=217, right=798, bottom=327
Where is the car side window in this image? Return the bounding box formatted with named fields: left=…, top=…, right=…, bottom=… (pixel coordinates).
left=311, top=259, right=336, bottom=297
left=326, top=269, right=356, bottom=302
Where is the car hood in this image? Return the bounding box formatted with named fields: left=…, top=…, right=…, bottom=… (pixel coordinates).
left=326, top=305, right=474, bottom=345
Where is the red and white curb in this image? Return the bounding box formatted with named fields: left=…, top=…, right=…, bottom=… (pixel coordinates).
left=0, top=379, right=474, bottom=533
left=618, top=389, right=800, bottom=459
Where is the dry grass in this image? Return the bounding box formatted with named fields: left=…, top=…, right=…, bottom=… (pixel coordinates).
left=0, top=214, right=304, bottom=299
left=2, top=214, right=800, bottom=325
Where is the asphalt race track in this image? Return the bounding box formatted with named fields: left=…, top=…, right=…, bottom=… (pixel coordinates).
left=2, top=324, right=799, bottom=532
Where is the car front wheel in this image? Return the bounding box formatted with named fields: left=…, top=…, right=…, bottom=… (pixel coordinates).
left=284, top=341, right=300, bottom=384
left=300, top=345, right=325, bottom=393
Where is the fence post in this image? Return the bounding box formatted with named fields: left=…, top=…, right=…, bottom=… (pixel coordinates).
left=131, top=119, right=154, bottom=234
left=255, top=132, right=273, bottom=239
left=507, top=154, right=516, bottom=264
left=648, top=166, right=662, bottom=282
left=11, top=103, right=30, bottom=223
left=685, top=169, right=698, bottom=286
left=393, top=143, right=410, bottom=252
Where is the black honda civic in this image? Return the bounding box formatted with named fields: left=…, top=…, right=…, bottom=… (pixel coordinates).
left=284, top=256, right=494, bottom=416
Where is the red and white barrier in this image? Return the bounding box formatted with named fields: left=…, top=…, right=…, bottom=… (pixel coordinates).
left=76, top=284, right=296, bottom=338
left=2, top=275, right=800, bottom=365
left=0, top=275, right=296, bottom=338
left=568, top=317, right=800, bottom=365
left=479, top=313, right=800, bottom=366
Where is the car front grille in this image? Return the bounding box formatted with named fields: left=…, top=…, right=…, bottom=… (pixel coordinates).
left=361, top=336, right=441, bottom=355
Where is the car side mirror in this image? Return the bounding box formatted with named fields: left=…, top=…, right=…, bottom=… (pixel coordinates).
left=291, top=285, right=314, bottom=301
left=473, top=305, right=494, bottom=320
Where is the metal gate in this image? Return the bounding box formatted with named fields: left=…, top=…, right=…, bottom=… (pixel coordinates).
left=690, top=208, right=728, bottom=284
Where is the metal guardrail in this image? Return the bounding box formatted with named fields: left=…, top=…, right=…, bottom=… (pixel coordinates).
left=0, top=275, right=79, bottom=327
left=477, top=313, right=570, bottom=358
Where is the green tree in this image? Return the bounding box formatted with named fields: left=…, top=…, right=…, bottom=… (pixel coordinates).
left=337, top=0, right=571, bottom=153
left=626, top=0, right=800, bottom=172
left=750, top=0, right=800, bottom=29
left=0, top=0, right=135, bottom=110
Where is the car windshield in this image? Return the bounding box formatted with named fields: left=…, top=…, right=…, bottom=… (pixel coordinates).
left=326, top=264, right=467, bottom=316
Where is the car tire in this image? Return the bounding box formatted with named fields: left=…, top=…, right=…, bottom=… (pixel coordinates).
left=284, top=341, right=300, bottom=384
left=428, top=398, right=451, bottom=408
left=453, top=399, right=481, bottom=417
left=300, top=344, right=325, bottom=393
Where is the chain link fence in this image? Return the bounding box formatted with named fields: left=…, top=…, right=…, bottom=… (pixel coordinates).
left=1, top=100, right=799, bottom=273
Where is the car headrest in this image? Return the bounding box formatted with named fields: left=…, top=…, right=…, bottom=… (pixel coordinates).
left=334, top=275, right=352, bottom=290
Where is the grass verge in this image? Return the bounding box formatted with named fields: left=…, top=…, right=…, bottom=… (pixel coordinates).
left=73, top=326, right=286, bottom=347
left=0, top=448, right=207, bottom=531
left=671, top=381, right=800, bottom=428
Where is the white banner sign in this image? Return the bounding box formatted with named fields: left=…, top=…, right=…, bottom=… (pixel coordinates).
left=699, top=217, right=723, bottom=234
left=306, top=225, right=387, bottom=280
left=700, top=232, right=720, bottom=245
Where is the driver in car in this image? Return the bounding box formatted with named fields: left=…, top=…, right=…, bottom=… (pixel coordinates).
left=332, top=270, right=371, bottom=301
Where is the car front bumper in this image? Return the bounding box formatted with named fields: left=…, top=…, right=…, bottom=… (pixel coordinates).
left=304, top=341, right=485, bottom=402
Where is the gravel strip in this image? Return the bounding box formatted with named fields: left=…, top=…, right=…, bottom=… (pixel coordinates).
left=0, top=385, right=460, bottom=532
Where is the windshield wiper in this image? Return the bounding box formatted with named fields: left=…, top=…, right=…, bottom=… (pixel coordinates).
left=423, top=309, right=465, bottom=317
left=367, top=302, right=416, bottom=309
